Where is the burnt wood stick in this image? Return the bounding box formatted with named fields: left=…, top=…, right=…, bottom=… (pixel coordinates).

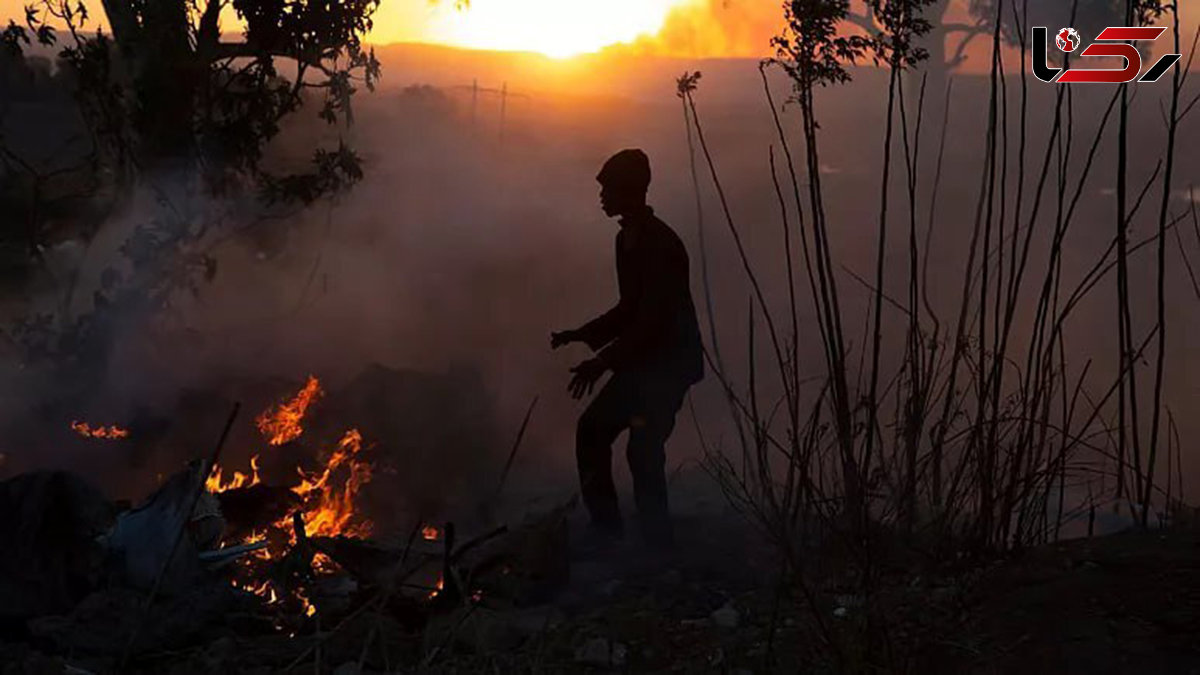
left=293, top=510, right=310, bottom=550
left=197, top=539, right=269, bottom=564
left=488, top=395, right=538, bottom=510
left=441, top=521, right=458, bottom=600
left=448, top=524, right=509, bottom=565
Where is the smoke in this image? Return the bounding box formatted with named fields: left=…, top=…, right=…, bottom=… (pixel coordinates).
left=625, top=0, right=780, bottom=58
left=3, top=40, right=1200, bottom=516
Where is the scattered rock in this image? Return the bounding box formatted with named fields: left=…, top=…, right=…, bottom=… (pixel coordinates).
left=199, top=636, right=236, bottom=671
left=930, top=586, right=957, bottom=603
left=425, top=605, right=564, bottom=653
left=710, top=602, right=740, bottom=629
left=612, top=642, right=630, bottom=666
left=574, top=637, right=628, bottom=667
left=506, top=604, right=566, bottom=636
left=834, top=594, right=864, bottom=609
left=601, top=579, right=623, bottom=596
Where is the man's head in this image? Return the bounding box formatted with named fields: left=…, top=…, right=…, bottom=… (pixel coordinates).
left=597, top=149, right=651, bottom=217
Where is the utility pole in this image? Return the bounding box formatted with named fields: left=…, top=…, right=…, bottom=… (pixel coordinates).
left=471, top=78, right=478, bottom=128
left=499, top=81, right=507, bottom=144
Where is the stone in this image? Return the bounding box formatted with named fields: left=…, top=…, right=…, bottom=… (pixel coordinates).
left=425, top=605, right=564, bottom=654
left=710, top=602, right=740, bottom=629
left=574, top=637, right=628, bottom=667
left=601, top=579, right=623, bottom=596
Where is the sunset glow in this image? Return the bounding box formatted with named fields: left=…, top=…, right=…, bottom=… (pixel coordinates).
left=420, top=0, right=699, bottom=58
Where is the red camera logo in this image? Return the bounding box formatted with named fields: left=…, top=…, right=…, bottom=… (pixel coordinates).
left=1033, top=26, right=1181, bottom=84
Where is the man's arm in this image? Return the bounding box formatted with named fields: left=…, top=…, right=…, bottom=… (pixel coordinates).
left=574, top=303, right=626, bottom=351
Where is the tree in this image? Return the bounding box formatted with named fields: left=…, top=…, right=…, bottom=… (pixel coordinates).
left=848, top=0, right=989, bottom=98
left=0, top=0, right=383, bottom=402
left=5, top=0, right=380, bottom=196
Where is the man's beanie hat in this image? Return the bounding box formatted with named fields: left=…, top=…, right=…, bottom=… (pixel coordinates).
left=597, top=148, right=651, bottom=193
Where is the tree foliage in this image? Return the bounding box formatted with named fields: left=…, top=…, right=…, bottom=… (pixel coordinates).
left=867, top=0, right=940, bottom=69
left=774, top=0, right=938, bottom=93
left=0, top=0, right=382, bottom=375
left=848, top=0, right=989, bottom=76
left=4, top=0, right=381, bottom=199
left=773, top=0, right=875, bottom=90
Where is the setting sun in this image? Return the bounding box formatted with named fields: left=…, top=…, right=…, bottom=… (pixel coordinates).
left=420, top=0, right=698, bottom=58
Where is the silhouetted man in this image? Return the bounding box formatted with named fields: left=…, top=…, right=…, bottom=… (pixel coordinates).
left=551, top=148, right=704, bottom=546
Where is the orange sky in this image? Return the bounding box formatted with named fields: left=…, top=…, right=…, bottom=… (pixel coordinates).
left=371, top=0, right=770, bottom=58
left=0, top=0, right=779, bottom=59
left=3, top=0, right=1197, bottom=66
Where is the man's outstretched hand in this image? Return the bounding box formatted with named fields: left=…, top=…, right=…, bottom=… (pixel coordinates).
left=550, top=329, right=579, bottom=350
left=569, top=357, right=608, bottom=399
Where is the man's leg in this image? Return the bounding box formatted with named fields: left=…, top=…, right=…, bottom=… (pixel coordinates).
left=625, top=377, right=689, bottom=543
left=576, top=373, right=635, bottom=532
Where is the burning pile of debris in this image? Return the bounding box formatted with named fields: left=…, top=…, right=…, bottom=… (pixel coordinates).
left=0, top=376, right=569, bottom=673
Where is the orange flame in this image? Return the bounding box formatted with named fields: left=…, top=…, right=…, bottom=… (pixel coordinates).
left=207, top=377, right=377, bottom=614
left=206, top=428, right=373, bottom=541
left=421, top=525, right=440, bottom=541
left=233, top=578, right=278, bottom=604
left=312, top=552, right=336, bottom=574
left=256, top=376, right=322, bottom=446
left=291, top=429, right=373, bottom=539
left=206, top=455, right=262, bottom=493
left=71, top=421, right=130, bottom=439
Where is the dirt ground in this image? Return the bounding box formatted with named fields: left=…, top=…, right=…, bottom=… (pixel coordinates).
left=963, top=529, right=1200, bottom=675
left=438, top=515, right=1200, bottom=674
left=2, top=509, right=1198, bottom=674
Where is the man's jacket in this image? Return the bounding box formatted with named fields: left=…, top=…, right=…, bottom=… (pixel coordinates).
left=575, top=207, right=704, bottom=384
